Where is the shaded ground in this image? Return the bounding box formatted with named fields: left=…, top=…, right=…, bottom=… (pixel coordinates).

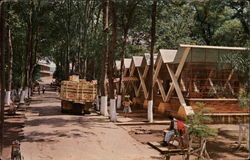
left=2, top=89, right=249, bottom=160
left=121, top=124, right=249, bottom=160
left=20, top=91, right=162, bottom=160
left=2, top=113, right=25, bottom=159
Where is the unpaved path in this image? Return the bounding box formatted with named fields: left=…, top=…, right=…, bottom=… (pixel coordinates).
left=21, top=91, right=162, bottom=160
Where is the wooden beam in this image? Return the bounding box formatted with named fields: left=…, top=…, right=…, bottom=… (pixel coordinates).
left=165, top=47, right=191, bottom=102
left=136, top=65, right=149, bottom=96
left=208, top=78, right=216, bottom=93
left=202, top=69, right=215, bottom=93
left=180, top=77, right=186, bottom=92
left=137, top=68, right=148, bottom=98
left=153, top=57, right=162, bottom=85
left=123, top=68, right=128, bottom=77
left=129, top=64, right=138, bottom=95
left=166, top=64, right=187, bottom=106
left=129, top=64, right=135, bottom=76
left=156, top=79, right=167, bottom=102
left=224, top=69, right=235, bottom=95
left=193, top=75, right=199, bottom=92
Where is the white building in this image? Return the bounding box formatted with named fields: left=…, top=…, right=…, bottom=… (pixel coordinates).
left=37, top=58, right=56, bottom=84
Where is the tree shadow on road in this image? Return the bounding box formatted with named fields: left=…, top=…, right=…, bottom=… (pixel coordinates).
left=25, top=117, right=91, bottom=128
left=3, top=118, right=25, bottom=159
left=22, top=129, right=96, bottom=143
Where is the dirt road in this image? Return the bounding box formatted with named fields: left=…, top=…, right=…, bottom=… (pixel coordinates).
left=20, top=91, right=162, bottom=160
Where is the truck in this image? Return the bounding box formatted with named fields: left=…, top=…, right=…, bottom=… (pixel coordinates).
left=60, top=75, right=97, bottom=114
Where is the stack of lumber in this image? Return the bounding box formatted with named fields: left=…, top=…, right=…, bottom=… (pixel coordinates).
left=60, top=75, right=97, bottom=104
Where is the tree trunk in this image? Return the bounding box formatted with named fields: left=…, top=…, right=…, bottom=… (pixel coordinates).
left=65, top=0, right=72, bottom=78
left=117, top=1, right=138, bottom=109
left=5, top=28, right=13, bottom=105
left=0, top=1, right=5, bottom=155
left=147, top=0, right=157, bottom=122
left=100, top=0, right=109, bottom=116
left=108, top=0, right=117, bottom=121
left=29, top=26, right=39, bottom=96
left=21, top=1, right=33, bottom=103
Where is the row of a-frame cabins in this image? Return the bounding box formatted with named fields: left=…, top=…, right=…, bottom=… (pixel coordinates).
left=114, top=44, right=249, bottom=123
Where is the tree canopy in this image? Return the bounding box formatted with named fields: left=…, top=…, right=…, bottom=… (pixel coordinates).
left=2, top=0, right=249, bottom=87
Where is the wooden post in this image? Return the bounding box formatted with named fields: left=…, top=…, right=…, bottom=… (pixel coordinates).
left=165, top=47, right=191, bottom=102
left=136, top=65, right=149, bottom=97
left=137, top=68, right=148, bottom=98
left=224, top=69, right=235, bottom=95
left=166, top=64, right=187, bottom=106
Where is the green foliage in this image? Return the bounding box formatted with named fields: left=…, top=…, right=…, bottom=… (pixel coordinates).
left=4, top=0, right=250, bottom=86
left=219, top=50, right=250, bottom=95
left=186, top=103, right=217, bottom=138
left=213, top=20, right=246, bottom=46
left=219, top=51, right=250, bottom=76
left=238, top=88, right=250, bottom=109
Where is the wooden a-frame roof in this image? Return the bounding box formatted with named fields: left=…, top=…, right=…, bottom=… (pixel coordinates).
left=132, top=56, right=143, bottom=68
left=124, top=58, right=132, bottom=69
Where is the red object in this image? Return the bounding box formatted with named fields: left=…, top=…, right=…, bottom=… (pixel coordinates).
left=176, top=120, right=185, bottom=135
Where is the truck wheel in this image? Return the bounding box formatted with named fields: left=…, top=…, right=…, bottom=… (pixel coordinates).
left=84, top=110, right=91, bottom=114
left=61, top=100, right=67, bottom=113
left=61, top=107, right=66, bottom=113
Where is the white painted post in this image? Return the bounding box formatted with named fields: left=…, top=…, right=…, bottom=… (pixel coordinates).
left=20, top=90, right=25, bottom=104
left=24, top=87, right=29, bottom=99
left=101, top=96, right=108, bottom=116
left=110, top=99, right=117, bottom=121
left=117, top=95, right=122, bottom=109
left=4, top=91, right=11, bottom=105
left=147, top=100, right=153, bottom=122
left=18, top=88, right=22, bottom=96
left=29, top=87, right=31, bottom=96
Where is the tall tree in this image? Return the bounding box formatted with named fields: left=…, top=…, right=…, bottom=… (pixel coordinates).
left=5, top=27, right=13, bottom=105
left=117, top=0, right=138, bottom=109
left=100, top=0, right=109, bottom=116
left=108, top=0, right=117, bottom=121
left=147, top=0, right=157, bottom=122
left=0, top=0, right=5, bottom=155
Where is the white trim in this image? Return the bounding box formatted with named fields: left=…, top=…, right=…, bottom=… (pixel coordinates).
left=180, top=44, right=249, bottom=50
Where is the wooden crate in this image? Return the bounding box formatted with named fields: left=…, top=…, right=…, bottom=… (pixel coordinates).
left=69, top=75, right=79, bottom=82
left=60, top=79, right=96, bottom=103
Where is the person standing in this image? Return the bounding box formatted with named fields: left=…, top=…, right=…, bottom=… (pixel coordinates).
left=122, top=96, right=133, bottom=117
left=38, top=85, right=40, bottom=95
left=42, top=86, right=45, bottom=94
